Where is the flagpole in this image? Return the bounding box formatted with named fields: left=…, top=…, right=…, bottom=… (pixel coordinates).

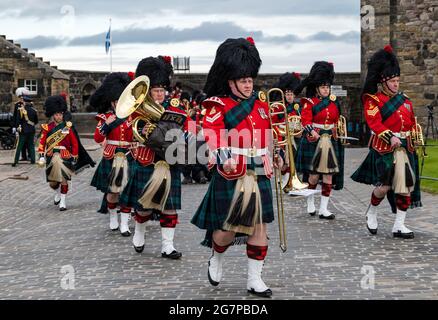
left=109, top=18, right=112, bottom=72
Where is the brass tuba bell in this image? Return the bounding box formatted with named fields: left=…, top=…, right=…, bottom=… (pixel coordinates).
left=116, top=75, right=166, bottom=144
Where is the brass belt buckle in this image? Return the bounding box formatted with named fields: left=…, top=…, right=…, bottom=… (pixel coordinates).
left=400, top=132, right=406, bottom=138
left=249, top=147, right=256, bottom=157
left=324, top=123, right=330, bottom=130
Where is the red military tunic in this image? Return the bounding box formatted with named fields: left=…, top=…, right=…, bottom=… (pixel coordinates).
left=202, top=95, right=273, bottom=180
left=94, top=111, right=135, bottom=160
left=301, top=96, right=340, bottom=136
left=39, top=121, right=79, bottom=159
left=363, top=91, right=415, bottom=154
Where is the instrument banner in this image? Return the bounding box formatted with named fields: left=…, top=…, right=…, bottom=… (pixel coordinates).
left=45, top=122, right=70, bottom=154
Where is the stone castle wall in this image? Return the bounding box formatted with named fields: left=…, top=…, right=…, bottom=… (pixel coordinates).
left=361, top=0, right=438, bottom=125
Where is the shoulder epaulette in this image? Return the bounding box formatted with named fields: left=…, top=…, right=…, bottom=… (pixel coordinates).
left=363, top=93, right=380, bottom=104
left=202, top=96, right=226, bottom=109
left=95, top=113, right=107, bottom=121
left=301, top=97, right=314, bottom=105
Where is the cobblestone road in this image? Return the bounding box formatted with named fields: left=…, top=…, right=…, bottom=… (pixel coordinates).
left=1, top=142, right=438, bottom=300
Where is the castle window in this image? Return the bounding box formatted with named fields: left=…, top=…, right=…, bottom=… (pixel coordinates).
left=24, top=79, right=38, bottom=95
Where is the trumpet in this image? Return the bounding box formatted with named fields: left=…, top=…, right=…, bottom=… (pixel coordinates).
left=267, top=88, right=308, bottom=253
left=412, top=116, right=427, bottom=158
left=116, top=75, right=165, bottom=144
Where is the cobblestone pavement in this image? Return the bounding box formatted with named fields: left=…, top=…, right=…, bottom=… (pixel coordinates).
left=1, top=142, right=438, bottom=300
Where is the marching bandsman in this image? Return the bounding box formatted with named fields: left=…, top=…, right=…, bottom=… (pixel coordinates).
left=182, top=92, right=209, bottom=184
left=191, top=37, right=284, bottom=297
left=351, top=45, right=422, bottom=239
left=90, top=72, right=134, bottom=236
left=277, top=72, right=303, bottom=118
left=12, top=87, right=38, bottom=166
left=119, top=56, right=187, bottom=259
left=295, top=61, right=345, bottom=219
left=170, top=81, right=183, bottom=99
left=38, top=96, right=78, bottom=211
left=274, top=71, right=303, bottom=153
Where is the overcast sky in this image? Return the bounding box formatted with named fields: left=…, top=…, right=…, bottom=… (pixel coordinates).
left=0, top=0, right=360, bottom=73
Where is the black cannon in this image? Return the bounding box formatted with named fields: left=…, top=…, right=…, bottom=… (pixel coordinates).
left=0, top=112, right=15, bottom=150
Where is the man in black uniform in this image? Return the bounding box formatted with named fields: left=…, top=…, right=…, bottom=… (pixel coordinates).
left=12, top=87, right=38, bottom=167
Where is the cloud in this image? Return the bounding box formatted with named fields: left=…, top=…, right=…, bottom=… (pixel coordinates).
left=305, top=31, right=360, bottom=43
left=70, top=22, right=263, bottom=46
left=18, top=21, right=359, bottom=49
left=1, top=0, right=359, bottom=19
left=15, top=36, right=65, bottom=49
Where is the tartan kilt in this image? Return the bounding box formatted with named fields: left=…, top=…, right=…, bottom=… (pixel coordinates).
left=351, top=142, right=422, bottom=209
left=90, top=148, right=133, bottom=193
left=191, top=169, right=274, bottom=248
left=296, top=133, right=345, bottom=190
left=45, top=154, right=74, bottom=182
left=119, top=162, right=182, bottom=211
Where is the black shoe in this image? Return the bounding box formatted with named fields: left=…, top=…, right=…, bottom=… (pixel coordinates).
left=54, top=200, right=61, bottom=206
left=319, top=214, right=335, bottom=220
left=60, top=207, right=67, bottom=212
left=134, top=245, right=145, bottom=253
left=308, top=211, right=316, bottom=216
left=198, top=172, right=208, bottom=184
left=121, top=231, right=131, bottom=237
left=30, top=161, right=35, bottom=165
left=393, top=231, right=414, bottom=239
left=367, top=226, right=378, bottom=235
left=247, top=288, right=272, bottom=298
left=207, top=260, right=219, bottom=286
left=111, top=227, right=119, bottom=232
left=162, top=250, right=182, bottom=259
left=199, top=177, right=208, bottom=184
left=11, top=163, right=17, bottom=167
left=182, top=177, right=192, bottom=185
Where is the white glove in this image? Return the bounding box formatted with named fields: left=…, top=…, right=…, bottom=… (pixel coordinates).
left=12, top=128, right=16, bottom=134
left=38, top=157, right=46, bottom=167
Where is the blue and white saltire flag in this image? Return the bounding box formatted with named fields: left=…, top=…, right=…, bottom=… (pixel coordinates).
left=105, top=25, right=111, bottom=54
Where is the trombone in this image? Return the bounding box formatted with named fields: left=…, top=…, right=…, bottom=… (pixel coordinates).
left=268, top=89, right=308, bottom=194
left=267, top=88, right=308, bottom=253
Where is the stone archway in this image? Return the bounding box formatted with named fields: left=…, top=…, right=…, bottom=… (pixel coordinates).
left=81, top=83, right=96, bottom=112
